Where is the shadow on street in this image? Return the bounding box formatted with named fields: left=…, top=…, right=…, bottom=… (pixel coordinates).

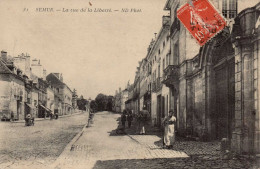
left=92, top=156, right=255, bottom=169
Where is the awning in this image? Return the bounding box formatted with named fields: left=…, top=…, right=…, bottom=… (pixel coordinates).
left=25, top=103, right=33, bottom=109
left=39, top=104, right=52, bottom=112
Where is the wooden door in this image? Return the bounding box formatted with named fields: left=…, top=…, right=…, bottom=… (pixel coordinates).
left=216, top=66, right=228, bottom=139
left=215, top=61, right=235, bottom=140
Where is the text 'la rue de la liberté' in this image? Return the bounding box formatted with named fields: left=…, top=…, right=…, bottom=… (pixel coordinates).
left=34, top=8, right=142, bottom=13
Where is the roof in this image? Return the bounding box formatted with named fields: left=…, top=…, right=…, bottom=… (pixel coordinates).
left=46, top=73, right=73, bottom=93
left=46, top=73, right=64, bottom=87
left=164, top=0, right=171, bottom=10
left=0, top=60, right=12, bottom=74
left=0, top=60, right=25, bottom=82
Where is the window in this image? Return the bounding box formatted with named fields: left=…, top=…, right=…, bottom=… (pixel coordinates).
left=163, top=58, right=165, bottom=70
left=166, top=54, right=169, bottom=66
left=158, top=65, right=160, bottom=78
left=174, top=43, right=179, bottom=65
left=158, top=49, right=161, bottom=55
left=163, top=41, right=165, bottom=48
left=222, top=0, right=237, bottom=19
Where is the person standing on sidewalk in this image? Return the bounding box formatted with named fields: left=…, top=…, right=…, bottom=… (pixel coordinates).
left=121, top=110, right=127, bottom=129
left=140, top=108, right=150, bottom=135
left=10, top=111, right=14, bottom=122
left=127, top=110, right=133, bottom=128
left=163, top=110, right=176, bottom=149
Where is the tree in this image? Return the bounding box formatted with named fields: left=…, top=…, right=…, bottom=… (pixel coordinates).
left=94, top=93, right=114, bottom=111
left=77, top=96, right=88, bottom=111
left=106, top=96, right=114, bottom=111
left=90, top=100, right=98, bottom=112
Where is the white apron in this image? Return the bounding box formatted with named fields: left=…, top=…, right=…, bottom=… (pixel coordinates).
left=164, top=116, right=176, bottom=146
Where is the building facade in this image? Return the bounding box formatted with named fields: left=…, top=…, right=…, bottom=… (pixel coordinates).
left=0, top=51, right=26, bottom=120
left=162, top=0, right=260, bottom=154
left=46, top=73, right=73, bottom=116
left=116, top=0, right=260, bottom=156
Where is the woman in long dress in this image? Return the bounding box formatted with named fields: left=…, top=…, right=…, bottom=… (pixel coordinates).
left=163, top=110, right=176, bottom=149
left=139, top=109, right=150, bottom=135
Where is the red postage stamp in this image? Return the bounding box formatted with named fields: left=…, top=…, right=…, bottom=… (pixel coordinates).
left=177, top=0, right=226, bottom=46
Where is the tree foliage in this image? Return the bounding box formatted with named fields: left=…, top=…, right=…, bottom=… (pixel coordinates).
left=77, top=96, right=88, bottom=111
left=92, top=93, right=114, bottom=112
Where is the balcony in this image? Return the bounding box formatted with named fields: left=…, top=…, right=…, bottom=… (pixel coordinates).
left=162, top=65, right=179, bottom=88
left=170, top=18, right=180, bottom=35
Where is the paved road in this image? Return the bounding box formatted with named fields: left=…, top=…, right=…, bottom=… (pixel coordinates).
left=53, top=111, right=256, bottom=169
left=0, top=111, right=88, bottom=169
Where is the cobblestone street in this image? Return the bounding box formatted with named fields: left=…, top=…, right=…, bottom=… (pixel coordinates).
left=0, top=111, right=88, bottom=169
left=53, top=111, right=257, bottom=169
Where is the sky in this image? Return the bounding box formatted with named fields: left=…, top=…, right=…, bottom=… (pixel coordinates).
left=1, top=0, right=258, bottom=100
left=0, top=0, right=168, bottom=99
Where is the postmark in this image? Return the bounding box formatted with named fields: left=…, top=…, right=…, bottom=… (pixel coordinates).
left=177, top=0, right=226, bottom=46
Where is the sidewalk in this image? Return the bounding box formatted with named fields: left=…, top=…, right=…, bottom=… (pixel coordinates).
left=13, top=110, right=86, bottom=123
left=115, top=117, right=257, bottom=168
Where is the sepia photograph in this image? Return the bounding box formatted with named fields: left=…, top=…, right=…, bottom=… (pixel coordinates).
left=0, top=0, right=260, bottom=168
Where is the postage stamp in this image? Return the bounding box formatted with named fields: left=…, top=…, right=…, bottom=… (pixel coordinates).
left=177, top=0, right=226, bottom=46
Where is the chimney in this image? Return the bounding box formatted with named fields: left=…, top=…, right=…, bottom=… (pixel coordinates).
left=31, top=59, right=38, bottom=65
left=25, top=54, right=31, bottom=76
left=43, top=69, right=47, bottom=80
left=60, top=73, right=63, bottom=82
left=1, top=51, right=7, bottom=63
left=119, top=88, right=121, bottom=93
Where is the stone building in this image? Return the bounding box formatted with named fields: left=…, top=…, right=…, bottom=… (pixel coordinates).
left=31, top=59, right=46, bottom=80
left=139, top=59, right=148, bottom=111
left=120, top=89, right=128, bottom=112
left=161, top=0, right=260, bottom=155
left=47, top=85, right=55, bottom=113
left=113, top=88, right=122, bottom=113
left=46, top=73, right=73, bottom=116
left=147, top=16, right=171, bottom=127
left=231, top=2, right=260, bottom=154
left=132, top=67, right=140, bottom=115
left=37, top=78, right=49, bottom=118
left=13, top=53, right=31, bottom=77
left=0, top=51, right=26, bottom=120
left=125, top=84, right=134, bottom=111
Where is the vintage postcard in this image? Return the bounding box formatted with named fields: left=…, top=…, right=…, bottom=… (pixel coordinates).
left=0, top=0, right=260, bottom=168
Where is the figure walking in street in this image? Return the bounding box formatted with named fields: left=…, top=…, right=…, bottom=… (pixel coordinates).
left=25, top=112, right=34, bottom=126
left=163, top=110, right=176, bottom=149
left=121, top=110, right=127, bottom=129
left=54, top=112, right=59, bottom=119
left=50, top=111, right=54, bottom=120
left=10, top=111, right=14, bottom=122
left=127, top=110, right=133, bottom=128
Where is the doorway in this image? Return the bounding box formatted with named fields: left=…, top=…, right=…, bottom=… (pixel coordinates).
left=215, top=59, right=235, bottom=140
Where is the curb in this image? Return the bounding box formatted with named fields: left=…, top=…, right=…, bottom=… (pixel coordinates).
left=50, top=113, right=90, bottom=169
left=127, top=134, right=141, bottom=144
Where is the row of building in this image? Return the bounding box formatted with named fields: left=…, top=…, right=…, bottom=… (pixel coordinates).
left=113, top=0, right=260, bottom=155
left=0, top=50, right=81, bottom=120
